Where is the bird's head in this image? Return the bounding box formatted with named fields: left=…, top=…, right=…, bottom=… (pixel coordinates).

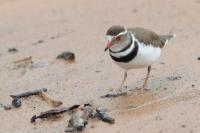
left=104, top=25, right=132, bottom=52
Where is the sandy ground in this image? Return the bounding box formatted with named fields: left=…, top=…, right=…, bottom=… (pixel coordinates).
left=0, top=0, right=200, bottom=132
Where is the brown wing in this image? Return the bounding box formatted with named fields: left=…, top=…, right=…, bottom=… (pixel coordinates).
left=159, top=34, right=175, bottom=45
left=128, top=27, right=165, bottom=48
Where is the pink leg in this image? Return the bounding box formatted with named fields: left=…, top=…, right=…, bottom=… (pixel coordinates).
left=118, top=71, right=127, bottom=92
left=141, top=66, right=151, bottom=91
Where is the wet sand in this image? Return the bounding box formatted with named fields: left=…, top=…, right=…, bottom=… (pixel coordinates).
left=0, top=0, right=200, bottom=132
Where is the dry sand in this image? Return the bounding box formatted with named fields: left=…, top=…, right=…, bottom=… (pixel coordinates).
left=0, top=0, right=200, bottom=132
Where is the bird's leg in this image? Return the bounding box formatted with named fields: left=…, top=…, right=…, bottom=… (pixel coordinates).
left=118, top=71, right=127, bottom=92
left=101, top=71, right=128, bottom=98
left=140, top=66, right=151, bottom=91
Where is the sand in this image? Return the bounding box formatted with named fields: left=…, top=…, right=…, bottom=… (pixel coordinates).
left=0, top=0, right=200, bottom=132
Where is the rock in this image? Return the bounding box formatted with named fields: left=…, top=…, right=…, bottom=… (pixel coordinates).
left=8, top=48, right=18, bottom=53
left=96, top=107, right=115, bottom=124
left=56, top=51, right=75, bottom=63
left=12, top=98, right=22, bottom=108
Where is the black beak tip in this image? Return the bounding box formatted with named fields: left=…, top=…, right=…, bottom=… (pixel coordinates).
left=104, top=47, right=108, bottom=52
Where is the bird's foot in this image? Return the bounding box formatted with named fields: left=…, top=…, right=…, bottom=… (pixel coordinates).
left=101, top=88, right=127, bottom=98
left=136, top=86, right=150, bottom=94
left=116, top=87, right=124, bottom=93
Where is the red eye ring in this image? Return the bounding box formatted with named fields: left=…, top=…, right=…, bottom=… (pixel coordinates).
left=116, top=36, right=121, bottom=41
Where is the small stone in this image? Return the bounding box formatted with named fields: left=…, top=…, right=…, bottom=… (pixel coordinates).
left=8, top=48, right=18, bottom=53
left=192, top=84, right=195, bottom=88
left=181, top=124, right=186, bottom=128
left=37, top=40, right=44, bottom=43
left=12, top=98, right=22, bottom=108
left=96, top=107, right=115, bottom=124
left=33, top=40, right=44, bottom=45
left=56, top=51, right=75, bottom=62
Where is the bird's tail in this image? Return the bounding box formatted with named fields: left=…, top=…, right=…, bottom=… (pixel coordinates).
left=160, top=34, right=176, bottom=45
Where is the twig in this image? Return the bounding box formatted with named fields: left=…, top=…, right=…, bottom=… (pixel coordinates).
left=100, top=92, right=127, bottom=98
left=31, top=104, right=91, bottom=123
left=10, top=88, right=47, bottom=98
left=39, top=91, right=62, bottom=107
left=13, top=56, right=32, bottom=64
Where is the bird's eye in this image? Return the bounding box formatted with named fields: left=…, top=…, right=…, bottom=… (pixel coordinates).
left=116, top=36, right=121, bottom=41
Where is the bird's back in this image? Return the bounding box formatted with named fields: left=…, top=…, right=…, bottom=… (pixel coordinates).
left=128, top=27, right=174, bottom=48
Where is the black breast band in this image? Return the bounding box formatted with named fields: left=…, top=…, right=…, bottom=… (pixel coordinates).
left=109, top=41, right=139, bottom=63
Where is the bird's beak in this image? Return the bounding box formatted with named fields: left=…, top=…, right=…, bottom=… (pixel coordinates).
left=104, top=41, right=112, bottom=52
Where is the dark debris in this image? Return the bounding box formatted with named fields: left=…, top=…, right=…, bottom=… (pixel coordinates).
left=66, top=105, right=92, bottom=132
left=31, top=102, right=115, bottom=132
left=192, top=84, right=195, bottom=88
left=31, top=104, right=90, bottom=123
left=95, top=107, right=115, bottom=124
left=56, top=51, right=75, bottom=62
left=101, top=92, right=127, bottom=98
left=12, top=98, right=22, bottom=108
left=167, top=76, right=182, bottom=81
left=32, top=40, right=44, bottom=45
left=8, top=48, right=18, bottom=53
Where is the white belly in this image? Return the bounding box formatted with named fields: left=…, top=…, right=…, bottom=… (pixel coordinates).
left=114, top=44, right=161, bottom=70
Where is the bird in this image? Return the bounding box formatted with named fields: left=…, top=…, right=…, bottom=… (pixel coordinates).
left=104, top=25, right=175, bottom=92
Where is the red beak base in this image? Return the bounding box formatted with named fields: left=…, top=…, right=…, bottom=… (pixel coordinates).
left=104, top=41, right=112, bottom=51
